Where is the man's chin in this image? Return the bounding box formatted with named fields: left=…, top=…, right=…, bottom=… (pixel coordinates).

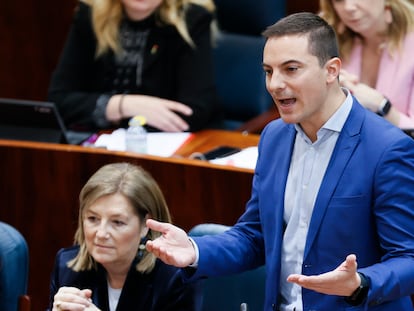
left=279, top=113, right=300, bottom=124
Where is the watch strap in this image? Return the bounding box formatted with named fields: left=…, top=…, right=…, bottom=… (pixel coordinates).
left=344, top=273, right=369, bottom=306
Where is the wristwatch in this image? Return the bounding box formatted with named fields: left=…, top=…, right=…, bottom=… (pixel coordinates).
left=377, top=98, right=392, bottom=117
left=344, top=273, right=369, bottom=306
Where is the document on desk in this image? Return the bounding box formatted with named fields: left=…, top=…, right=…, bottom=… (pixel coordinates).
left=209, top=146, right=258, bottom=170
left=94, top=129, right=192, bottom=157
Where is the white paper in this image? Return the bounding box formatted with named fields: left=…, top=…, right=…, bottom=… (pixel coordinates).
left=94, top=129, right=192, bottom=157
left=94, top=128, right=127, bottom=151
left=209, top=146, right=258, bottom=170
left=147, top=132, right=192, bottom=157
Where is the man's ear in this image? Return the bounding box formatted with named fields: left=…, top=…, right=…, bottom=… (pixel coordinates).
left=325, top=57, right=341, bottom=83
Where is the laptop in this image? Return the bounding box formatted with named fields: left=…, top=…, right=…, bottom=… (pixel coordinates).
left=0, top=98, right=92, bottom=144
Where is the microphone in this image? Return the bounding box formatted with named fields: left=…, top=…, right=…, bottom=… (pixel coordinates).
left=240, top=303, right=249, bottom=311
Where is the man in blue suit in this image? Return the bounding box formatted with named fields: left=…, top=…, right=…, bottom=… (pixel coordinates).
left=146, top=12, right=414, bottom=310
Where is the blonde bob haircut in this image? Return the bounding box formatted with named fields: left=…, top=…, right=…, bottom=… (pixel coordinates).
left=80, top=0, right=215, bottom=57
left=319, top=0, right=414, bottom=61
left=68, top=162, right=172, bottom=274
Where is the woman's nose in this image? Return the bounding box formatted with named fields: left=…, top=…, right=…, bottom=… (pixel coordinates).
left=96, top=223, right=110, bottom=238
left=343, top=0, right=358, bottom=11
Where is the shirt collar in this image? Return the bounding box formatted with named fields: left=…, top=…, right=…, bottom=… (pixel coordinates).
left=294, top=88, right=353, bottom=137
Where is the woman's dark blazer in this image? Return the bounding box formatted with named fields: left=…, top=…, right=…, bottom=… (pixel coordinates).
left=48, top=1, right=221, bottom=132
left=47, top=246, right=202, bottom=311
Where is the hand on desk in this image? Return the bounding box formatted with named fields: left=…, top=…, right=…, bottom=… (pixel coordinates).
left=287, top=254, right=361, bottom=297
left=110, top=94, right=193, bottom=132
left=146, top=219, right=196, bottom=267
left=53, top=287, right=101, bottom=311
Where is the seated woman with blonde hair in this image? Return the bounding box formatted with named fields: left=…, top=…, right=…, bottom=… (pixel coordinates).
left=319, top=0, right=414, bottom=129
left=48, top=162, right=201, bottom=311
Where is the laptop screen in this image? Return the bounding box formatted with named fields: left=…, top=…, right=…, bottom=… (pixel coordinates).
left=0, top=98, right=68, bottom=144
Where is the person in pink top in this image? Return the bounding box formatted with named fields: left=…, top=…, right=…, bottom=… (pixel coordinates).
left=319, top=0, right=414, bottom=129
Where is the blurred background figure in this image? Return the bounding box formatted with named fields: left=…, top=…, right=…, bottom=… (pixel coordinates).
left=48, top=162, right=201, bottom=311
left=48, top=0, right=221, bottom=133
left=319, top=0, right=414, bottom=128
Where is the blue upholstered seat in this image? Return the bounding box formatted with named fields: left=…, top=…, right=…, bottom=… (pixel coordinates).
left=189, top=223, right=266, bottom=311
left=213, top=32, right=273, bottom=130
left=0, top=222, right=29, bottom=311
left=211, top=0, right=286, bottom=130
left=214, top=0, right=286, bottom=36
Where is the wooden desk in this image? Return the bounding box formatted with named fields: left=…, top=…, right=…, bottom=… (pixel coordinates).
left=174, top=129, right=259, bottom=157
left=0, top=129, right=259, bottom=311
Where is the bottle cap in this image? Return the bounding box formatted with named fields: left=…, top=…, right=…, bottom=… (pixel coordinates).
left=128, top=115, right=146, bottom=127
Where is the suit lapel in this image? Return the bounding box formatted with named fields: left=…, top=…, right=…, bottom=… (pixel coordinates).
left=304, top=101, right=364, bottom=258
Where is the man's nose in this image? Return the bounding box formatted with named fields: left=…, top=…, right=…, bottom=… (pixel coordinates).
left=267, top=72, right=285, bottom=93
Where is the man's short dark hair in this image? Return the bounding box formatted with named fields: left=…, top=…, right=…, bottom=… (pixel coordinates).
left=262, top=12, right=339, bottom=67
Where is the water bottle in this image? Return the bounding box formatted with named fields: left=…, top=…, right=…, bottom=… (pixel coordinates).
left=125, top=115, right=147, bottom=153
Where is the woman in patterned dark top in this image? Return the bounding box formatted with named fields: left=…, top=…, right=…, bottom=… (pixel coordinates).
left=48, top=0, right=221, bottom=133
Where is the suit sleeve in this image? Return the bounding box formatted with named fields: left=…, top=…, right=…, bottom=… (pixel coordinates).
left=360, top=135, right=414, bottom=306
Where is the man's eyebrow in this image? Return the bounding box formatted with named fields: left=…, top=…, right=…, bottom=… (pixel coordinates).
left=262, top=60, right=302, bottom=67
left=281, top=59, right=301, bottom=65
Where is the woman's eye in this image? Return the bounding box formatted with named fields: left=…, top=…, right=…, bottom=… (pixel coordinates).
left=113, top=220, right=126, bottom=226
left=87, top=216, right=97, bottom=222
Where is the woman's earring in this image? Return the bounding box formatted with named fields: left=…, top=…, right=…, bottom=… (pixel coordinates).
left=137, top=237, right=147, bottom=259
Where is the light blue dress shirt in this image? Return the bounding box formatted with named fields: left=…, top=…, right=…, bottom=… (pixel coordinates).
left=279, top=91, right=353, bottom=311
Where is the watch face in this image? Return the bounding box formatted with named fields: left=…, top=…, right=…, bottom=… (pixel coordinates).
left=383, top=100, right=392, bottom=115
left=377, top=98, right=392, bottom=116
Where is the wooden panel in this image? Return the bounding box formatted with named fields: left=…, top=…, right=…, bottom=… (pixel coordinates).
left=18, top=295, right=31, bottom=311
left=287, top=0, right=319, bottom=14
left=0, top=0, right=77, bottom=100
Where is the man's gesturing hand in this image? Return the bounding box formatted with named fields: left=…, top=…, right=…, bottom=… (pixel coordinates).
left=145, top=219, right=196, bottom=267
left=287, top=254, right=361, bottom=296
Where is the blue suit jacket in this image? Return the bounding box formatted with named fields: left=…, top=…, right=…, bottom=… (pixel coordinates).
left=48, top=246, right=202, bottom=311
left=190, top=100, right=414, bottom=310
